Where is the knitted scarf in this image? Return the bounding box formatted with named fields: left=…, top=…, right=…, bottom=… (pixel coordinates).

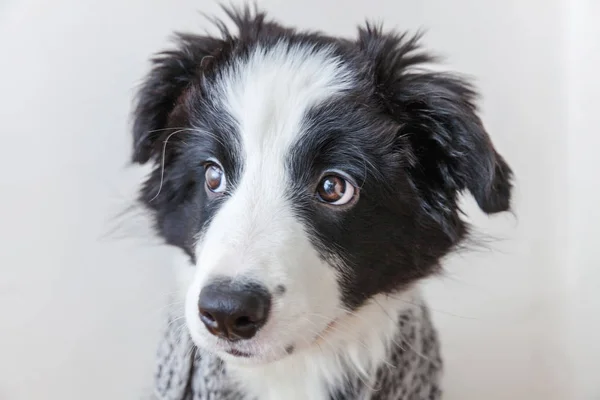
left=148, top=304, right=442, bottom=400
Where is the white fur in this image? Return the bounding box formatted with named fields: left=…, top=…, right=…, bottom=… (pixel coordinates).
left=177, top=43, right=416, bottom=400
left=227, top=290, right=421, bottom=400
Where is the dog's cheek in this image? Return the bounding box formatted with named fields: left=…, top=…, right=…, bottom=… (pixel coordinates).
left=266, top=253, right=346, bottom=348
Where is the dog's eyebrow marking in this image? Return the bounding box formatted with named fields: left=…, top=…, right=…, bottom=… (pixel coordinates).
left=217, top=42, right=355, bottom=164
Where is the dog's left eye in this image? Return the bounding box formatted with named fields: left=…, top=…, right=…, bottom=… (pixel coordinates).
left=204, top=163, right=227, bottom=193
left=316, top=175, right=357, bottom=206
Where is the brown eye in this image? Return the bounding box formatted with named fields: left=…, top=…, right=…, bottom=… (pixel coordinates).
left=204, top=163, right=226, bottom=193
left=316, top=175, right=356, bottom=205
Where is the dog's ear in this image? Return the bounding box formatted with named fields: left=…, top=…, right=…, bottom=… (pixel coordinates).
left=357, top=25, right=513, bottom=215
left=132, top=33, right=225, bottom=164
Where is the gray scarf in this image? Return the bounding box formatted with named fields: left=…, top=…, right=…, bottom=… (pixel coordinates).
left=149, top=304, right=442, bottom=400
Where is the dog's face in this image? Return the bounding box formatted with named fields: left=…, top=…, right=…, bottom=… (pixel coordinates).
left=132, top=9, right=512, bottom=364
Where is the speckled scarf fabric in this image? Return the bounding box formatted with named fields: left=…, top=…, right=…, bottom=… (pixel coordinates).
left=148, top=305, right=442, bottom=400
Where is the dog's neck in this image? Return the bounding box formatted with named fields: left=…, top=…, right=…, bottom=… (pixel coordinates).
left=150, top=290, right=442, bottom=400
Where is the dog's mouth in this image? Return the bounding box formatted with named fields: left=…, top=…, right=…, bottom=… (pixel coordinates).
left=210, top=316, right=342, bottom=362
left=225, top=348, right=253, bottom=358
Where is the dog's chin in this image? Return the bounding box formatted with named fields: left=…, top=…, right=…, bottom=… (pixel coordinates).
left=185, top=326, right=287, bottom=366
left=220, top=348, right=287, bottom=366
left=190, top=336, right=292, bottom=366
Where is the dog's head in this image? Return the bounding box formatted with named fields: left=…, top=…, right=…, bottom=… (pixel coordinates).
left=132, top=8, right=512, bottom=364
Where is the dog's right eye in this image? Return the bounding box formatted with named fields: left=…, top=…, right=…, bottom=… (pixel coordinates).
left=316, top=174, right=358, bottom=206
left=204, top=163, right=226, bottom=193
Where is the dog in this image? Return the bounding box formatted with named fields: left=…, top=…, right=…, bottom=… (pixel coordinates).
left=132, top=6, right=513, bottom=400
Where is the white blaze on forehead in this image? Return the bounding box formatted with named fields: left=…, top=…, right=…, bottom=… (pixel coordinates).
left=218, top=42, right=355, bottom=165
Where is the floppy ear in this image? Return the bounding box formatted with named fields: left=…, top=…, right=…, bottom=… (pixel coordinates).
left=357, top=26, right=513, bottom=216
left=131, top=33, right=225, bottom=164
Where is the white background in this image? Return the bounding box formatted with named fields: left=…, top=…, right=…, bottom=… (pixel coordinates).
left=0, top=0, right=598, bottom=399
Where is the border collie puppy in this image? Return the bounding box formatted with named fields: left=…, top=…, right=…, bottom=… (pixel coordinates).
left=132, top=6, right=513, bottom=400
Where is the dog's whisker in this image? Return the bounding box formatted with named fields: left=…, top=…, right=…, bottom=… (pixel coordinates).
left=165, top=315, right=187, bottom=329
left=149, top=128, right=194, bottom=202
left=189, top=127, right=229, bottom=149
left=144, top=126, right=193, bottom=134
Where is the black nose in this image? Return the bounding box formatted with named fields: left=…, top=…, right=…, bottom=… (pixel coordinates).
left=198, top=279, right=271, bottom=341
